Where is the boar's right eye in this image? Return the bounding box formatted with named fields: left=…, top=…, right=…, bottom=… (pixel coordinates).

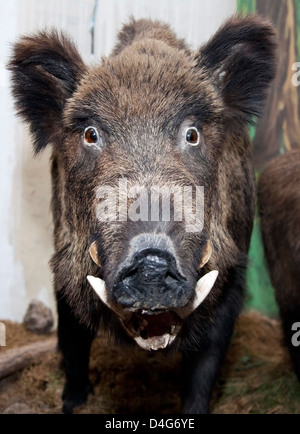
left=185, top=127, right=200, bottom=146
left=84, top=126, right=100, bottom=149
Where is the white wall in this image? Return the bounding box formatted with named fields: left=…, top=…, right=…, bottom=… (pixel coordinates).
left=0, top=0, right=236, bottom=323
left=94, top=0, right=237, bottom=57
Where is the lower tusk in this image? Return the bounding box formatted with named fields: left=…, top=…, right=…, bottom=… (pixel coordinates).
left=134, top=333, right=176, bottom=351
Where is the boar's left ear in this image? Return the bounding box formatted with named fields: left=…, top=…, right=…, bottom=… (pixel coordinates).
left=196, top=14, right=277, bottom=124
left=8, top=30, right=87, bottom=154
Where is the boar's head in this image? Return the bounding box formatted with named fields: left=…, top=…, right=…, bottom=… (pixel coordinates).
left=8, top=16, right=277, bottom=351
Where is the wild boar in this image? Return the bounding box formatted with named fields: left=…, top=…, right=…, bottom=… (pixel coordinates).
left=8, top=15, right=277, bottom=413
left=258, top=149, right=300, bottom=379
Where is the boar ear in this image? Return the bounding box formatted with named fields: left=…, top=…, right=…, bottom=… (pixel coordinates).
left=196, top=14, right=277, bottom=123
left=8, top=30, right=87, bottom=154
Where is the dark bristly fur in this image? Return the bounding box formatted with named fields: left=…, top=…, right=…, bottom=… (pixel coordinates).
left=258, top=149, right=300, bottom=380
left=8, top=31, right=87, bottom=154
left=8, top=15, right=277, bottom=414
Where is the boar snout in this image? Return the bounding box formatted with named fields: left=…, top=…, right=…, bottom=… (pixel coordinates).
left=113, top=248, right=192, bottom=311
left=87, top=235, right=218, bottom=351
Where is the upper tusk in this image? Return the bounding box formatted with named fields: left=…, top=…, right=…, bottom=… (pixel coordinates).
left=199, top=240, right=213, bottom=268
left=87, top=275, right=131, bottom=321
left=87, top=275, right=107, bottom=302
left=89, top=241, right=102, bottom=267
left=175, top=270, right=219, bottom=319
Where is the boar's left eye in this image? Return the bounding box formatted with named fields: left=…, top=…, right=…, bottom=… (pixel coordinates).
left=185, top=127, right=200, bottom=146
left=84, top=126, right=100, bottom=149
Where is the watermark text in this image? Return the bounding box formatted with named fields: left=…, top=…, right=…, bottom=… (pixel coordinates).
left=96, top=180, right=204, bottom=233
left=292, top=322, right=300, bottom=347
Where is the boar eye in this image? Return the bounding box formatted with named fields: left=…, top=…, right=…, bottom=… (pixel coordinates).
left=185, top=127, right=200, bottom=146
left=84, top=126, right=100, bottom=147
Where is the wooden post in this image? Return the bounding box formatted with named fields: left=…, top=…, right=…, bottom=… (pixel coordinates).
left=0, top=338, right=57, bottom=379
left=253, top=0, right=300, bottom=169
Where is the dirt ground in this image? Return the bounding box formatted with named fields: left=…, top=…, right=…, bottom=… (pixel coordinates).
left=1, top=310, right=300, bottom=414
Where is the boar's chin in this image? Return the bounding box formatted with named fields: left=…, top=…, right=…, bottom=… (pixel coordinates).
left=87, top=270, right=218, bottom=351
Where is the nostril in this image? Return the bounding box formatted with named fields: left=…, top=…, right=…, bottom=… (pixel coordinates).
left=122, top=260, right=179, bottom=286
left=165, top=272, right=181, bottom=286
left=121, top=262, right=183, bottom=293
left=123, top=267, right=139, bottom=281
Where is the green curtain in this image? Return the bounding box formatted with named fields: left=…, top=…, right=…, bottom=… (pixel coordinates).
left=236, top=0, right=300, bottom=316
left=238, top=0, right=275, bottom=316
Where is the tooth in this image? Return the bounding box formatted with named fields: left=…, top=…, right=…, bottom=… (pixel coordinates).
left=176, top=270, right=219, bottom=319
left=134, top=333, right=176, bottom=351
left=87, top=275, right=131, bottom=321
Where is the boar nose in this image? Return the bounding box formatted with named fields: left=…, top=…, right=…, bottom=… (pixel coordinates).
left=113, top=249, right=193, bottom=311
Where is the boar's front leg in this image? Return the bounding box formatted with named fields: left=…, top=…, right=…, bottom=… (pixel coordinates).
left=57, top=294, right=95, bottom=414
left=181, top=267, right=244, bottom=413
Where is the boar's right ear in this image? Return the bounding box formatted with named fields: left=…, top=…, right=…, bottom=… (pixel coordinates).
left=196, top=14, right=277, bottom=124
left=8, top=30, right=86, bottom=154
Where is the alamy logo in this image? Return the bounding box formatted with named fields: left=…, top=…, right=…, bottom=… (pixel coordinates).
left=96, top=180, right=204, bottom=233
left=291, top=322, right=300, bottom=347
left=0, top=322, right=5, bottom=346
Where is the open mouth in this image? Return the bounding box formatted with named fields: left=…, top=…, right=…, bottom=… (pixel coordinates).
left=120, top=309, right=182, bottom=351
left=87, top=269, right=218, bottom=351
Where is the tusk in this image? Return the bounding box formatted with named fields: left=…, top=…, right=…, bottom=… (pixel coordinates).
left=176, top=270, right=219, bottom=319
left=87, top=275, right=131, bottom=321
left=89, top=241, right=102, bottom=267
left=87, top=275, right=107, bottom=302
left=194, top=269, right=218, bottom=306
left=199, top=240, right=213, bottom=268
